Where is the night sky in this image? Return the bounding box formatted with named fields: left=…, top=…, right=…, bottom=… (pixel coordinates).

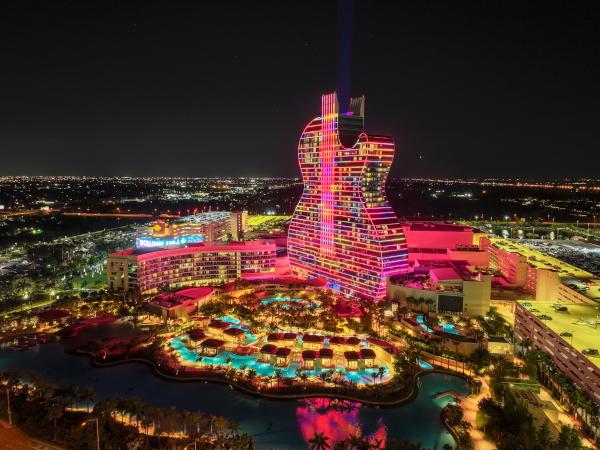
left=1, top=1, right=599, bottom=178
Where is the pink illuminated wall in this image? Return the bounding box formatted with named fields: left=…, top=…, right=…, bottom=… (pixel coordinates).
left=402, top=223, right=474, bottom=250
left=288, top=92, right=408, bottom=301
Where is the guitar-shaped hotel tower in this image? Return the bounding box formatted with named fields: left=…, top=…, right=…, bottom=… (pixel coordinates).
left=288, top=92, right=408, bottom=301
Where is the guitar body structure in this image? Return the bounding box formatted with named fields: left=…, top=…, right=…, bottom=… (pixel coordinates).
left=288, top=92, right=408, bottom=301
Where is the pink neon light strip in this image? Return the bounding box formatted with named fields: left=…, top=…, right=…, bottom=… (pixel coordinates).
left=320, top=93, right=335, bottom=255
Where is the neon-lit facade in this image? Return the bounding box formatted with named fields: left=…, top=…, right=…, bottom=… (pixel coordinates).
left=136, top=235, right=203, bottom=248
left=107, top=241, right=276, bottom=294
left=135, top=211, right=247, bottom=248
left=288, top=92, right=408, bottom=301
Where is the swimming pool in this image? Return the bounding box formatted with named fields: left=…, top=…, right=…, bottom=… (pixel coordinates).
left=416, top=315, right=433, bottom=333
left=1, top=342, right=467, bottom=449
left=439, top=323, right=460, bottom=335
left=416, top=315, right=460, bottom=336
left=418, top=359, right=433, bottom=370
left=260, top=297, right=314, bottom=309
left=169, top=337, right=390, bottom=383
left=219, top=316, right=242, bottom=325
left=217, top=317, right=258, bottom=344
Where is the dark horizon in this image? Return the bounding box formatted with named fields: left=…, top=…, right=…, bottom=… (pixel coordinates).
left=1, top=0, right=599, bottom=178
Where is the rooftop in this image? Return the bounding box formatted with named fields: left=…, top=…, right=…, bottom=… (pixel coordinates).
left=223, top=327, right=245, bottom=336
left=430, top=267, right=462, bottom=282
left=491, top=238, right=594, bottom=280
left=200, top=338, right=225, bottom=348
left=492, top=238, right=600, bottom=303
left=518, top=300, right=600, bottom=362
left=111, top=240, right=276, bottom=259
left=149, top=287, right=214, bottom=309
left=260, top=344, right=277, bottom=354
left=403, top=222, right=472, bottom=232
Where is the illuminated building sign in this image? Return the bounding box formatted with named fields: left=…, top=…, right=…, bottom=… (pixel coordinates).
left=135, top=235, right=203, bottom=248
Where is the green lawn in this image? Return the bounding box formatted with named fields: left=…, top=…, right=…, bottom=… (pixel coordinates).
left=475, top=411, right=489, bottom=430
left=72, top=268, right=107, bottom=290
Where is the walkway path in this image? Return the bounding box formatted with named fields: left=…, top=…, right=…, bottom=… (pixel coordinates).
left=459, top=377, right=496, bottom=450
left=0, top=420, right=64, bottom=450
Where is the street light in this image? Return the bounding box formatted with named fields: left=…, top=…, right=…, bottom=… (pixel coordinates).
left=5, top=388, right=12, bottom=425
left=81, top=418, right=100, bottom=450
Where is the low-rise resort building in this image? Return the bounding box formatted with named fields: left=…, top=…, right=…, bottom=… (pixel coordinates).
left=107, top=240, right=277, bottom=294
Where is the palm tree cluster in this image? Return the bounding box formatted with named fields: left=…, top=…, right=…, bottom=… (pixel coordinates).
left=442, top=403, right=472, bottom=449
left=526, top=347, right=600, bottom=443
left=308, top=431, right=437, bottom=450
left=476, top=308, right=512, bottom=337
left=0, top=369, right=254, bottom=449
left=405, top=297, right=435, bottom=315
left=478, top=395, right=582, bottom=450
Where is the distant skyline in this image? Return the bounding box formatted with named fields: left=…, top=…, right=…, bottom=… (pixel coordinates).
left=1, top=1, right=599, bottom=178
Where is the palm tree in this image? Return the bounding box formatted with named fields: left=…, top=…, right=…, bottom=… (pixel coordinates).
left=425, top=298, right=435, bottom=314
left=299, top=372, right=309, bottom=384
left=376, top=366, right=386, bottom=384
left=590, top=413, right=599, bottom=443
left=347, top=435, right=368, bottom=449
left=318, top=372, right=329, bottom=390
left=308, top=432, right=331, bottom=450
left=398, top=305, right=409, bottom=320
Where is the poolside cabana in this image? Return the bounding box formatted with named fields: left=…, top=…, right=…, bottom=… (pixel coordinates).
left=260, top=344, right=277, bottom=363
left=344, top=351, right=360, bottom=371
left=187, top=329, right=206, bottom=348
left=223, top=327, right=246, bottom=346
left=199, top=338, right=226, bottom=356
left=359, top=348, right=377, bottom=368
left=282, top=332, right=298, bottom=346
left=208, top=320, right=230, bottom=331
left=301, top=350, right=317, bottom=369
left=302, top=334, right=325, bottom=350
left=328, top=336, right=346, bottom=354
left=318, top=348, right=334, bottom=368
left=345, top=337, right=361, bottom=350
left=267, top=333, right=284, bottom=342
left=275, top=347, right=291, bottom=367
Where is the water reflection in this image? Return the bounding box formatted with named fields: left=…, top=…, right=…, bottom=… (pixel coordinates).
left=297, top=398, right=387, bottom=448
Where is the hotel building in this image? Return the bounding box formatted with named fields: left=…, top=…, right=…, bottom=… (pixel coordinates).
left=107, top=240, right=276, bottom=294
left=135, top=211, right=247, bottom=248
left=288, top=92, right=408, bottom=301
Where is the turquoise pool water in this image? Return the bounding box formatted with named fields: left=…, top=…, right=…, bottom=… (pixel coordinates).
left=219, top=316, right=241, bottom=324
left=170, top=337, right=389, bottom=382
left=440, top=323, right=460, bottom=335
left=216, top=317, right=258, bottom=344
left=416, top=315, right=461, bottom=336
left=260, top=297, right=310, bottom=309
left=416, top=315, right=433, bottom=333
left=418, top=359, right=433, bottom=370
